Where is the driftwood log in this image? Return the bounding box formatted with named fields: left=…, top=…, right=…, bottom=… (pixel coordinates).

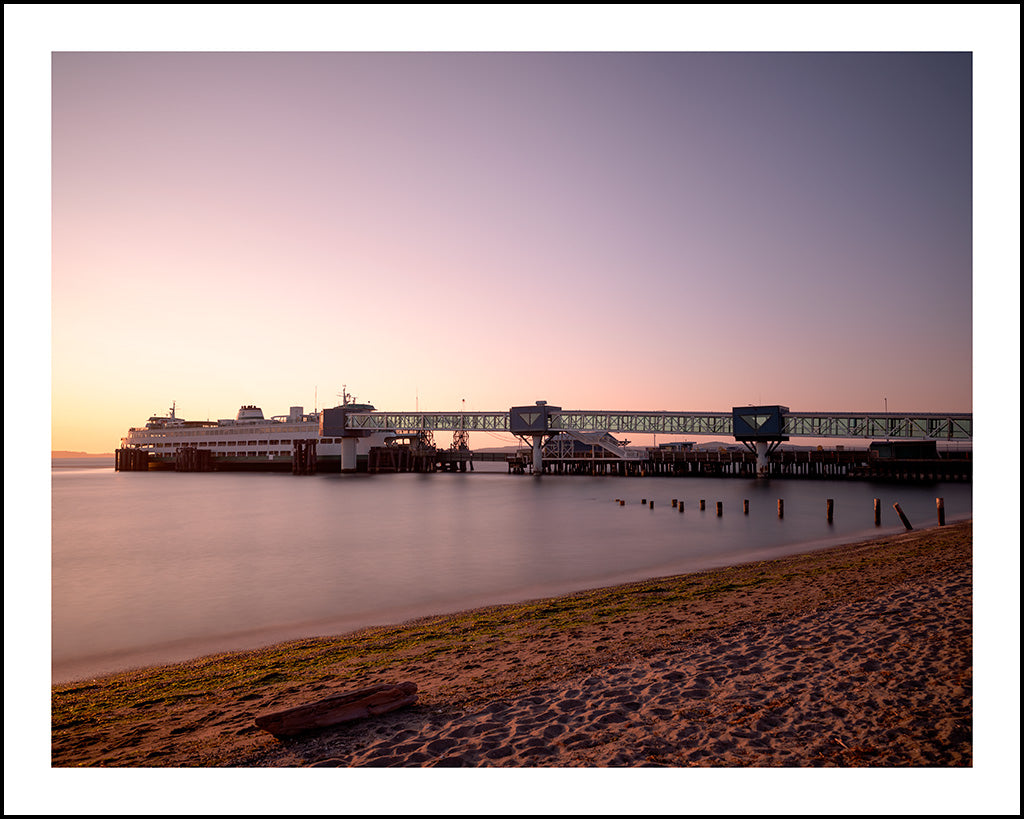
left=254, top=682, right=418, bottom=738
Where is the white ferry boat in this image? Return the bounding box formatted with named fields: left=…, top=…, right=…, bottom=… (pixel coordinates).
left=118, top=399, right=392, bottom=472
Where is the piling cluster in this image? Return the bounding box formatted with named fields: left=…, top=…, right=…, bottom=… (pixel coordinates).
left=611, top=496, right=948, bottom=529
left=292, top=440, right=318, bottom=475
left=113, top=447, right=149, bottom=471
left=174, top=445, right=213, bottom=472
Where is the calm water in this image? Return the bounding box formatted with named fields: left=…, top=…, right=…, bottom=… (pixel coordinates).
left=51, top=460, right=972, bottom=683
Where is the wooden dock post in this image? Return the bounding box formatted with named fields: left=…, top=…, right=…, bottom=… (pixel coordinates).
left=936, top=497, right=945, bottom=526
left=777, top=499, right=784, bottom=518
left=743, top=499, right=749, bottom=515
left=893, top=502, right=913, bottom=530
left=826, top=498, right=834, bottom=524
left=874, top=498, right=881, bottom=526
left=678, top=500, right=684, bottom=513
left=699, top=499, right=706, bottom=511
left=716, top=501, right=723, bottom=517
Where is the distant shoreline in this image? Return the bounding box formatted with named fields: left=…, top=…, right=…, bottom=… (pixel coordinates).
left=51, top=451, right=113, bottom=459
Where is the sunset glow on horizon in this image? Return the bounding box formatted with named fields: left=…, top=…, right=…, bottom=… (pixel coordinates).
left=50, top=49, right=976, bottom=453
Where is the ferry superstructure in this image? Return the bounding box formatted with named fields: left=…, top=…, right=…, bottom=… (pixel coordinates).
left=119, top=401, right=392, bottom=471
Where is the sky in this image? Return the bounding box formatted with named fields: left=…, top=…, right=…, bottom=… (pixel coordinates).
left=41, top=30, right=989, bottom=453
left=5, top=6, right=1022, bottom=813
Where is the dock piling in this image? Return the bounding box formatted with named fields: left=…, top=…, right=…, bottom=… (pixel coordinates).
left=893, top=502, right=913, bottom=530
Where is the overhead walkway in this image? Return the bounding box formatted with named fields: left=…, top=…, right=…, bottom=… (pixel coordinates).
left=342, top=408, right=972, bottom=440
left=338, top=401, right=971, bottom=476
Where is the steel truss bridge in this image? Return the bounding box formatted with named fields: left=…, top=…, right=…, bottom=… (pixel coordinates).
left=343, top=409, right=973, bottom=441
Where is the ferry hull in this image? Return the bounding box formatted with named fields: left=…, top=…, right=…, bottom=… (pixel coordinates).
left=138, top=454, right=361, bottom=473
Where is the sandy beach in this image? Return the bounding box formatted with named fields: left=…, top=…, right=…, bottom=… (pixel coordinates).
left=49, top=520, right=975, bottom=774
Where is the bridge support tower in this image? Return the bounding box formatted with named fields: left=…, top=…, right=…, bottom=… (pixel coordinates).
left=321, top=402, right=376, bottom=473
left=733, top=406, right=789, bottom=479
left=509, top=401, right=561, bottom=475
left=340, top=436, right=358, bottom=473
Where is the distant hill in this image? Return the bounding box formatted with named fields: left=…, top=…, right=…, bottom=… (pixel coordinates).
left=52, top=451, right=113, bottom=458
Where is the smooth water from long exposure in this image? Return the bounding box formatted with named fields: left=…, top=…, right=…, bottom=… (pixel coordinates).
left=51, top=460, right=971, bottom=682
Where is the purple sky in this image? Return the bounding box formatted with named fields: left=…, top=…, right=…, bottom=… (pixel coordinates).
left=48, top=49, right=977, bottom=450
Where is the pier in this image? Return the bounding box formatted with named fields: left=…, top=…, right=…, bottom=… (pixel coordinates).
left=366, top=439, right=474, bottom=473
left=116, top=399, right=972, bottom=482
left=513, top=443, right=970, bottom=482
left=339, top=402, right=972, bottom=481
left=357, top=441, right=970, bottom=483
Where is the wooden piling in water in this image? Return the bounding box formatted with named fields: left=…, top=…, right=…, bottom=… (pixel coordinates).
left=893, top=502, right=913, bottom=530
left=874, top=498, right=881, bottom=526
left=716, top=501, right=723, bottom=517
left=826, top=498, right=834, bottom=524
left=699, top=499, right=706, bottom=511
left=936, top=497, right=945, bottom=526
left=778, top=499, right=784, bottom=518
left=743, top=499, right=749, bottom=515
